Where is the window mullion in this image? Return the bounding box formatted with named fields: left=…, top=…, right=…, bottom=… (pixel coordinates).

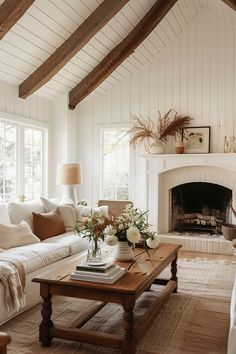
left=18, top=126, right=24, bottom=199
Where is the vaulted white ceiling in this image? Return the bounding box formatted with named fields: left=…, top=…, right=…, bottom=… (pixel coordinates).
left=0, top=0, right=233, bottom=102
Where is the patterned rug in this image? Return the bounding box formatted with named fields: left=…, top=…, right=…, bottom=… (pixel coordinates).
left=1, top=256, right=235, bottom=354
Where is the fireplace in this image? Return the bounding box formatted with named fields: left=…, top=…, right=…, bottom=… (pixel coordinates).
left=140, top=154, right=236, bottom=253
left=171, top=182, right=232, bottom=234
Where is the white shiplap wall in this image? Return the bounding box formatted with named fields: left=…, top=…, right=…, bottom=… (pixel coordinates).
left=74, top=6, right=236, bottom=206
left=0, top=79, right=60, bottom=197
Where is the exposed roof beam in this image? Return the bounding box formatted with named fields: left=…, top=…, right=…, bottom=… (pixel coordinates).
left=69, top=0, right=177, bottom=109
left=0, top=0, right=34, bottom=39
left=221, top=0, right=236, bottom=11
left=19, top=0, right=129, bottom=99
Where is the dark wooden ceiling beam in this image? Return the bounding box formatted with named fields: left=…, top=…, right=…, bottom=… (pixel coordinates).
left=19, top=0, right=129, bottom=99
left=221, top=0, right=236, bottom=11
left=69, top=0, right=177, bottom=109
left=0, top=0, right=34, bottom=39
left=222, top=0, right=236, bottom=11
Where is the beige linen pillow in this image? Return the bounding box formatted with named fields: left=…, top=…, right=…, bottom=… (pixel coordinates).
left=0, top=221, right=40, bottom=249
left=40, top=197, right=76, bottom=231
left=40, top=197, right=74, bottom=212
left=32, top=208, right=66, bottom=240
left=7, top=200, right=45, bottom=231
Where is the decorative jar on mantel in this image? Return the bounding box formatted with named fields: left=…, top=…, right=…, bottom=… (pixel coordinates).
left=148, top=140, right=165, bottom=154
left=175, top=139, right=184, bottom=154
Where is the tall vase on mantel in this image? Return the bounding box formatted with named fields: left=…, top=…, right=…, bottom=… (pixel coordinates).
left=148, top=139, right=165, bottom=154
left=114, top=241, right=135, bottom=262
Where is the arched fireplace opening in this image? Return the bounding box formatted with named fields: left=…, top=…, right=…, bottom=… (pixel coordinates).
left=171, top=182, right=232, bottom=234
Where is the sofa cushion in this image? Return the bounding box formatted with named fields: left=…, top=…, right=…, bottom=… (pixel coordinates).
left=0, top=242, right=69, bottom=274
left=0, top=221, right=40, bottom=249
left=42, top=231, right=89, bottom=255
left=0, top=204, right=11, bottom=224
left=32, top=208, right=66, bottom=240
left=40, top=196, right=73, bottom=212
left=76, top=205, right=109, bottom=219
left=8, top=200, right=45, bottom=231
left=40, top=197, right=77, bottom=232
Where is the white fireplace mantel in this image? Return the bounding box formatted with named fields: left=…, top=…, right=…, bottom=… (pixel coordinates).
left=143, top=153, right=236, bottom=175
left=140, top=153, right=236, bottom=234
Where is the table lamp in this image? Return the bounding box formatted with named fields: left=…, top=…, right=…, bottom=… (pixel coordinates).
left=56, top=163, right=81, bottom=205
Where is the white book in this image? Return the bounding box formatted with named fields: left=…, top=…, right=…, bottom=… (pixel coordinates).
left=70, top=268, right=126, bottom=284
left=74, top=265, right=121, bottom=278
left=76, top=262, right=114, bottom=272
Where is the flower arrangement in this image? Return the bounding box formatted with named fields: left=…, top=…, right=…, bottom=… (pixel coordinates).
left=74, top=206, right=160, bottom=263
left=129, top=108, right=192, bottom=151
left=74, top=212, right=109, bottom=260
left=103, top=205, right=160, bottom=250
left=77, top=199, right=88, bottom=206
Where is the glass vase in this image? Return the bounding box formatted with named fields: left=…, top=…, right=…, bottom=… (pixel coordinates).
left=113, top=241, right=135, bottom=262
left=87, top=238, right=103, bottom=265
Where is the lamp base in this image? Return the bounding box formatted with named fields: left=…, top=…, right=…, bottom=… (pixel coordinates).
left=62, top=185, right=78, bottom=205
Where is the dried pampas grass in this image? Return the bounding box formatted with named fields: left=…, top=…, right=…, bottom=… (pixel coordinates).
left=129, top=108, right=192, bottom=149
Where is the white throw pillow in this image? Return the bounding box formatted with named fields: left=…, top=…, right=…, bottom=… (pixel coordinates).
left=0, top=221, right=40, bottom=249
left=0, top=204, right=11, bottom=224
left=7, top=200, right=45, bottom=231
left=40, top=197, right=74, bottom=212
left=76, top=205, right=109, bottom=219
left=40, top=197, right=76, bottom=232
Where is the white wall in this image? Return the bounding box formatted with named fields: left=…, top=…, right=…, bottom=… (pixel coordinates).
left=74, top=6, right=236, bottom=206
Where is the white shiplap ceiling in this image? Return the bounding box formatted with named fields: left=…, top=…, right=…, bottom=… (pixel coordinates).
left=0, top=0, right=231, bottom=103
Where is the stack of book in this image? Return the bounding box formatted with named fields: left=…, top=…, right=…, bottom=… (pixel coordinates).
left=70, top=262, right=126, bottom=284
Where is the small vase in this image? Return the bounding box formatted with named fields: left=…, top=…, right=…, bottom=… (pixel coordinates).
left=175, top=140, right=184, bottom=154
left=87, top=238, right=103, bottom=265
left=114, top=241, right=135, bottom=262
left=149, top=140, right=165, bottom=154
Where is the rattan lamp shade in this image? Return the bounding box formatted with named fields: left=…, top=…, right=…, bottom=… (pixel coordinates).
left=56, top=164, right=81, bottom=185
left=56, top=164, right=82, bottom=205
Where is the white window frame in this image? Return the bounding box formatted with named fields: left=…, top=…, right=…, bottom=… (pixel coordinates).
left=100, top=123, right=132, bottom=201
left=0, top=111, right=48, bottom=201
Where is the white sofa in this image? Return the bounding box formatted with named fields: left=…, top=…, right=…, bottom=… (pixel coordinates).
left=0, top=199, right=91, bottom=326
left=228, top=274, right=236, bottom=354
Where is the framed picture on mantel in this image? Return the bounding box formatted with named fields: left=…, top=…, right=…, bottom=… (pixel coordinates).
left=182, top=126, right=211, bottom=154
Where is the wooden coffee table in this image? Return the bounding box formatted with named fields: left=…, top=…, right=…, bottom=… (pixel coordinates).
left=32, top=243, right=181, bottom=354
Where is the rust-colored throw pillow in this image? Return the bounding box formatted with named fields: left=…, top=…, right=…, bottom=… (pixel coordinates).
left=32, top=208, right=66, bottom=240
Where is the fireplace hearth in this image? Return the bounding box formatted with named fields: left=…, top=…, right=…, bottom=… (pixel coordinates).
left=171, top=182, right=232, bottom=234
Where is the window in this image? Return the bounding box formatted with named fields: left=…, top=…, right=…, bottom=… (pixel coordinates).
left=0, top=122, right=17, bottom=202
left=102, top=129, right=130, bottom=200
left=0, top=118, right=47, bottom=202
left=24, top=127, right=43, bottom=200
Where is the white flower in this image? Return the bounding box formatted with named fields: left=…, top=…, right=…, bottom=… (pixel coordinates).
left=105, top=235, right=118, bottom=246
left=146, top=235, right=160, bottom=249
left=104, top=225, right=116, bottom=236
left=126, top=226, right=141, bottom=243
left=118, top=224, right=124, bottom=230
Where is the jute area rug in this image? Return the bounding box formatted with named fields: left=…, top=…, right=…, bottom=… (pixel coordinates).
left=1, top=252, right=235, bottom=354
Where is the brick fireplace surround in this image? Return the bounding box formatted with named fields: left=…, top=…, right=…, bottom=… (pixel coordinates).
left=143, top=153, right=236, bottom=255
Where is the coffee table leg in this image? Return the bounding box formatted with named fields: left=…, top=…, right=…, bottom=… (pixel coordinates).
left=170, top=254, right=178, bottom=293
left=39, top=294, right=53, bottom=347
left=121, top=301, right=136, bottom=354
